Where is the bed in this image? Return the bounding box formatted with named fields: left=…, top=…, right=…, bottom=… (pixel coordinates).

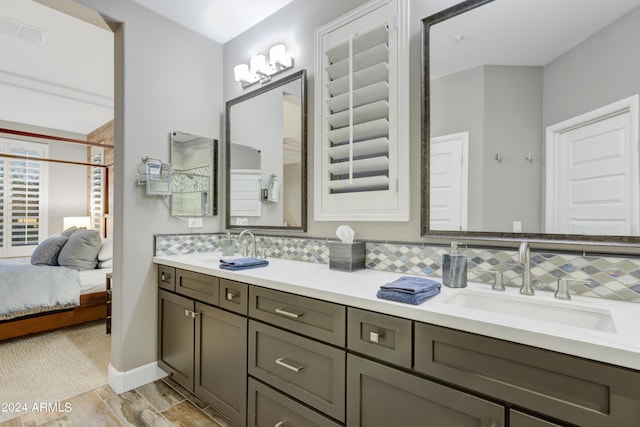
left=0, top=228, right=113, bottom=341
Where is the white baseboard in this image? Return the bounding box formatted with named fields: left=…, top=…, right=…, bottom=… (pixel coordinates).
left=108, top=362, right=167, bottom=394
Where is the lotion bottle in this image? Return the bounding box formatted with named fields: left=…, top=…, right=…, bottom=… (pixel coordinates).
left=442, top=241, right=467, bottom=288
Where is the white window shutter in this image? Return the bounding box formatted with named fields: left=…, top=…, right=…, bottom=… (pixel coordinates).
left=0, top=139, right=48, bottom=256
left=90, top=146, right=105, bottom=232
left=314, top=0, right=409, bottom=221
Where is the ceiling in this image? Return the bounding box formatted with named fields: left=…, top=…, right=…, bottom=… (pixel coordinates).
left=0, top=0, right=294, bottom=136
left=130, top=0, right=295, bottom=44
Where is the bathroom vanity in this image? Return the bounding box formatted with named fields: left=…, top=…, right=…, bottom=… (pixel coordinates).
left=154, top=253, right=640, bottom=427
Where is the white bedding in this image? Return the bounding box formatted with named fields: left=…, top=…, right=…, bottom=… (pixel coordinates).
left=1, top=257, right=111, bottom=295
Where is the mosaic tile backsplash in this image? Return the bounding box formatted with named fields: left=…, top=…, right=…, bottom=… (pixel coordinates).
left=155, top=233, right=640, bottom=303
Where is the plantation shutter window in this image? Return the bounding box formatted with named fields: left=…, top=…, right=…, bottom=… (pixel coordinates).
left=90, top=146, right=105, bottom=232
left=0, top=139, right=48, bottom=257
left=314, top=0, right=409, bottom=221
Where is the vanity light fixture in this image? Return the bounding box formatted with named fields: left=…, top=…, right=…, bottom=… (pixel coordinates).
left=234, top=43, right=294, bottom=89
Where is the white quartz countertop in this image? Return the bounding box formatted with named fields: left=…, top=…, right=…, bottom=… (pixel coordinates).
left=153, top=252, right=640, bottom=371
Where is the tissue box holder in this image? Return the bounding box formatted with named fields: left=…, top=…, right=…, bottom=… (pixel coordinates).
left=329, top=242, right=365, bottom=272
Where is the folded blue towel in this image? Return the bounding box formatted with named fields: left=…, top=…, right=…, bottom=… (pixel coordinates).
left=380, top=276, right=441, bottom=294
left=220, top=257, right=269, bottom=271
left=376, top=287, right=440, bottom=305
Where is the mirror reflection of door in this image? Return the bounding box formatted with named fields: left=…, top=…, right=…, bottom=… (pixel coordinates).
left=545, top=95, right=639, bottom=235
left=430, top=132, right=469, bottom=231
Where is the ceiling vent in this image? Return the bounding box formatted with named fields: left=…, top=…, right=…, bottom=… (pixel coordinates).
left=0, top=15, right=47, bottom=45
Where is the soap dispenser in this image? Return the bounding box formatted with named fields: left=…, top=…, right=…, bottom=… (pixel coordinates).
left=442, top=241, right=467, bottom=288
left=221, top=232, right=235, bottom=256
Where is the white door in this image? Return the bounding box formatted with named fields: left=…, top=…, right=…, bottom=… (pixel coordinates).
left=546, top=96, right=639, bottom=235
left=429, top=132, right=469, bottom=231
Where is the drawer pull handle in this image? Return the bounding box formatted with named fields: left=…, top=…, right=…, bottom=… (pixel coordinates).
left=369, top=331, right=382, bottom=343
left=275, top=307, right=303, bottom=319
left=226, top=291, right=239, bottom=301
left=275, top=357, right=304, bottom=372
left=275, top=422, right=285, bottom=427
left=161, top=272, right=171, bottom=281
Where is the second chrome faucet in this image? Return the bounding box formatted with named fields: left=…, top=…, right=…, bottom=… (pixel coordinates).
left=518, top=241, right=535, bottom=295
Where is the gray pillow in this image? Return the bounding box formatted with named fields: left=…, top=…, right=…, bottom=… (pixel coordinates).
left=31, top=235, right=69, bottom=266
left=57, top=229, right=102, bottom=270
left=60, top=226, right=78, bottom=237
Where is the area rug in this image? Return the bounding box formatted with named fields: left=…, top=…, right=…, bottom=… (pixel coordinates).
left=0, top=320, right=110, bottom=422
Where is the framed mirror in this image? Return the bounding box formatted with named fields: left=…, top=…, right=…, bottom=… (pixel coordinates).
left=421, top=0, right=640, bottom=246
left=170, top=131, right=218, bottom=216
left=225, top=70, right=307, bottom=231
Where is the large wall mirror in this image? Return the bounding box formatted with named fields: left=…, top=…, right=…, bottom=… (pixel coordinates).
left=170, top=131, right=218, bottom=216
left=225, top=70, right=307, bottom=231
left=421, top=0, right=640, bottom=246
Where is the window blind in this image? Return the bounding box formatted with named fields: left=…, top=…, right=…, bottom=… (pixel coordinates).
left=0, top=139, right=47, bottom=256
left=90, top=146, right=104, bottom=231
left=8, top=147, right=42, bottom=248
left=314, top=0, right=409, bottom=221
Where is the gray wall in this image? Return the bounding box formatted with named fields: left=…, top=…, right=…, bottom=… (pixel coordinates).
left=544, top=5, right=640, bottom=127
left=77, top=0, right=223, bottom=373
left=223, top=0, right=452, bottom=241
left=430, top=65, right=543, bottom=232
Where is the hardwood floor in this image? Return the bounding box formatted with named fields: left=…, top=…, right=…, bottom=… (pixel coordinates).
left=0, top=377, right=234, bottom=427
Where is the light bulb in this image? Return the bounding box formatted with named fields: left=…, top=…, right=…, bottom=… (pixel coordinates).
left=233, top=64, right=249, bottom=82
left=269, top=44, right=286, bottom=65
left=250, top=54, right=267, bottom=74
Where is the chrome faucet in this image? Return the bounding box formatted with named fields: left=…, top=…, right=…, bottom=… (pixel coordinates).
left=239, top=229, right=256, bottom=258
left=518, top=241, right=534, bottom=295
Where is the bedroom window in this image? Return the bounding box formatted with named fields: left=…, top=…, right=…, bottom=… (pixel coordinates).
left=0, top=139, right=48, bottom=257
left=89, top=146, right=104, bottom=232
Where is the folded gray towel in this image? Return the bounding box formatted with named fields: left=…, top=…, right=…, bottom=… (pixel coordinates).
left=376, top=287, right=440, bottom=305
left=380, top=276, right=441, bottom=294
left=220, top=257, right=269, bottom=271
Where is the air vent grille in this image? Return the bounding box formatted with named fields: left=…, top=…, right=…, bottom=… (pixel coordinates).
left=0, top=15, right=47, bottom=45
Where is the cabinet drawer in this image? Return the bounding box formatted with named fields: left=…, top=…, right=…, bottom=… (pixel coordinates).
left=347, top=307, right=412, bottom=368
left=414, top=322, right=640, bottom=427
left=175, top=269, right=219, bottom=305
left=510, top=410, right=564, bottom=427
left=347, top=353, right=504, bottom=427
left=248, top=378, right=341, bottom=427
left=248, top=320, right=345, bottom=421
left=219, top=278, right=248, bottom=315
left=249, top=286, right=345, bottom=346
left=158, top=265, right=175, bottom=291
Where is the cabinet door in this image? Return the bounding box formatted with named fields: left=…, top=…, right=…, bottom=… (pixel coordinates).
left=511, top=410, right=566, bottom=427
left=347, top=354, right=505, bottom=427
left=158, top=290, right=194, bottom=390
left=195, top=302, right=247, bottom=427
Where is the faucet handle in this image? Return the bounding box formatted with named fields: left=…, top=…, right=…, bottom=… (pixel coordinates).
left=486, top=270, right=504, bottom=291
left=555, top=278, right=591, bottom=300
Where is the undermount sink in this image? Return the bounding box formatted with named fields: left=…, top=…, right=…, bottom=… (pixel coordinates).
left=442, top=291, right=617, bottom=333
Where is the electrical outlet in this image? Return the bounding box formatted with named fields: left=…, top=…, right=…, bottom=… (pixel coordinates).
left=188, top=217, right=203, bottom=228
left=513, top=221, right=522, bottom=233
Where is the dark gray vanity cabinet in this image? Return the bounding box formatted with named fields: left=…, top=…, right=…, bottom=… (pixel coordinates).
left=347, top=354, right=505, bottom=427
left=158, top=289, right=194, bottom=390
left=248, top=287, right=347, bottom=425
left=414, top=322, right=640, bottom=427
left=195, top=301, right=247, bottom=426
left=157, top=267, right=247, bottom=427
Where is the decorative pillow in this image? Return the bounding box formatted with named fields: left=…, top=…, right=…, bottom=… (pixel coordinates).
left=60, top=226, right=78, bottom=237
left=98, top=259, right=113, bottom=269
left=98, top=238, right=113, bottom=261
left=31, top=235, right=69, bottom=266
left=57, top=229, right=102, bottom=270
